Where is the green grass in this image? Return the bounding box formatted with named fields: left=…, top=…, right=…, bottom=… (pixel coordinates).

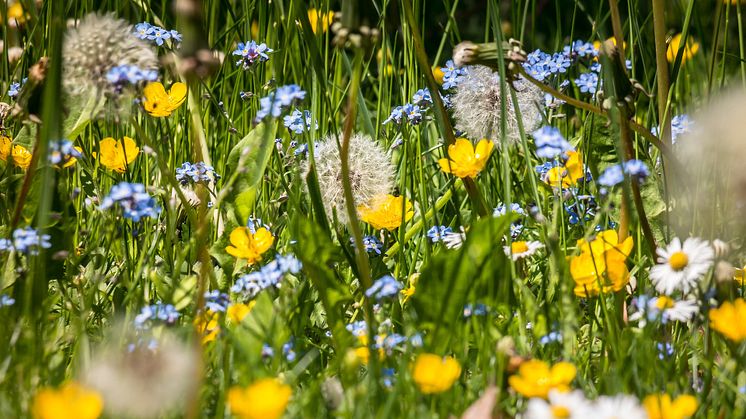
left=1, top=0, right=746, bottom=417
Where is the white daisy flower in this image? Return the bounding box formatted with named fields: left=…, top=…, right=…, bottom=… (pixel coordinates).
left=504, top=240, right=544, bottom=261
left=523, top=390, right=591, bottom=419
left=629, top=295, right=700, bottom=327
left=577, top=394, right=647, bottom=419
left=649, top=237, right=714, bottom=295
left=442, top=226, right=466, bottom=250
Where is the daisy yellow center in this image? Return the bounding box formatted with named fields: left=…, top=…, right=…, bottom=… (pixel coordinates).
left=551, top=406, right=571, bottom=418
left=655, top=296, right=675, bottom=310
left=669, top=251, right=689, bottom=271
left=511, top=241, right=529, bottom=254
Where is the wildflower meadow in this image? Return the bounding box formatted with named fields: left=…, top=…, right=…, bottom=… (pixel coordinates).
left=2, top=0, right=746, bottom=417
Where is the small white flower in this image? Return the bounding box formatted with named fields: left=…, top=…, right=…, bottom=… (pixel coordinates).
left=504, top=240, right=544, bottom=261
left=442, top=226, right=466, bottom=249
left=578, top=394, right=647, bottom=419
left=649, top=237, right=714, bottom=295
left=523, top=390, right=591, bottom=419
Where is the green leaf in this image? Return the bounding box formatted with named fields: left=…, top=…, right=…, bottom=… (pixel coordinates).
left=62, top=93, right=104, bottom=140
left=412, top=215, right=512, bottom=351
left=225, top=121, right=277, bottom=223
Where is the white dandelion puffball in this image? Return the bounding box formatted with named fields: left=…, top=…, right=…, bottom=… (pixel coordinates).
left=649, top=237, right=714, bottom=296
left=305, top=133, right=395, bottom=224
left=63, top=13, right=158, bottom=96
left=451, top=65, right=544, bottom=145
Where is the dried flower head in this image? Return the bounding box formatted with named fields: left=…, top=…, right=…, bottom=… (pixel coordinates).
left=63, top=13, right=158, bottom=97
left=304, top=133, right=395, bottom=224
left=451, top=65, right=544, bottom=145
left=84, top=333, right=198, bottom=418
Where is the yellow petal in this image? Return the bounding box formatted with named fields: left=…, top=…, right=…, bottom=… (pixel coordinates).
left=167, top=82, right=187, bottom=109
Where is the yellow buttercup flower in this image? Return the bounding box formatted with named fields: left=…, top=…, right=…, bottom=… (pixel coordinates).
left=228, top=378, right=292, bottom=419
left=225, top=227, right=274, bottom=265
left=93, top=137, right=140, bottom=173
left=358, top=194, right=414, bottom=231
left=412, top=353, right=461, bottom=394
left=33, top=381, right=104, bottom=419
left=227, top=302, right=255, bottom=324
left=709, top=299, right=746, bottom=342
left=433, top=66, right=445, bottom=84
left=508, top=359, right=576, bottom=399
left=438, top=138, right=493, bottom=178
left=7, top=2, right=26, bottom=26
left=570, top=230, right=634, bottom=297
left=308, top=8, right=334, bottom=33
left=544, top=151, right=585, bottom=188
left=142, top=82, right=187, bottom=117
left=2, top=135, right=32, bottom=170
left=643, top=394, right=697, bottom=419
left=666, top=34, right=699, bottom=64
left=194, top=310, right=220, bottom=344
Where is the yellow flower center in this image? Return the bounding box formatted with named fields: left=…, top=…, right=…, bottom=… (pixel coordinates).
left=669, top=251, right=689, bottom=271
left=655, top=296, right=675, bottom=310
left=511, top=241, right=529, bottom=254
left=551, top=405, right=571, bottom=418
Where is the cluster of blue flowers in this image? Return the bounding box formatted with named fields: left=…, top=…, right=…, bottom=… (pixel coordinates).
left=133, top=22, right=182, bottom=47
left=574, top=72, right=599, bottom=95
left=463, top=303, right=489, bottom=318
left=282, top=339, right=297, bottom=362
left=256, top=85, right=306, bottom=121
left=493, top=202, right=526, bottom=238
left=7, top=78, right=25, bottom=100
left=175, top=162, right=220, bottom=186
left=106, top=65, right=158, bottom=92
left=48, top=139, right=82, bottom=166
left=440, top=59, right=467, bottom=89
left=539, top=331, right=563, bottom=345
left=231, top=254, right=302, bottom=299
left=0, top=228, right=52, bottom=255
left=204, top=290, right=231, bottom=312
left=532, top=126, right=574, bottom=159
left=134, top=302, right=180, bottom=329
left=426, top=225, right=453, bottom=243
left=652, top=114, right=692, bottom=143
left=365, top=275, right=402, bottom=301
left=383, top=88, right=440, bottom=126
left=523, top=49, right=574, bottom=81
left=351, top=235, right=383, bottom=255
left=100, top=182, right=162, bottom=222
left=232, top=40, right=272, bottom=70
left=598, top=159, right=650, bottom=188
left=282, top=109, right=317, bottom=134
left=345, top=320, right=368, bottom=338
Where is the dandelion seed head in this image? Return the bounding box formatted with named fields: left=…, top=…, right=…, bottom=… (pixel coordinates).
left=63, top=13, right=158, bottom=97
left=451, top=65, right=544, bottom=145
left=304, top=133, right=395, bottom=224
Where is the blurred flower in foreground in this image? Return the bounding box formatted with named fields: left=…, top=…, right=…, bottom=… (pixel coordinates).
left=628, top=295, right=699, bottom=326
left=93, top=137, right=140, bottom=173
left=591, top=394, right=648, bottom=419
left=709, top=299, right=746, bottom=342
left=225, top=226, right=274, bottom=265
left=504, top=240, right=544, bottom=261
left=1, top=135, right=32, bottom=170
left=106, top=65, right=158, bottom=93
left=358, top=194, right=414, bottom=231
left=524, top=390, right=590, bottom=419
left=6, top=2, right=26, bottom=27
left=85, top=334, right=197, bottom=418
left=308, top=8, right=334, bottom=33
left=134, top=302, right=180, bottom=328
left=652, top=114, right=692, bottom=143
left=508, top=359, right=576, bottom=399
left=438, top=138, right=493, bottom=178
left=227, top=302, right=255, bottom=324
left=570, top=230, right=633, bottom=297
left=532, top=126, right=573, bottom=159
left=228, top=378, right=292, bottom=419
left=451, top=65, right=544, bottom=145
left=365, top=275, right=402, bottom=300
left=194, top=310, right=220, bottom=344
left=1, top=228, right=52, bottom=255
left=642, top=393, right=697, bottom=419
left=666, top=34, right=699, bottom=63
left=63, top=13, right=158, bottom=96
left=649, top=237, right=713, bottom=295
left=412, top=354, right=461, bottom=394
left=142, top=82, right=187, bottom=117
left=33, top=381, right=103, bottom=419
left=307, top=133, right=395, bottom=225
left=100, top=182, right=161, bottom=222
